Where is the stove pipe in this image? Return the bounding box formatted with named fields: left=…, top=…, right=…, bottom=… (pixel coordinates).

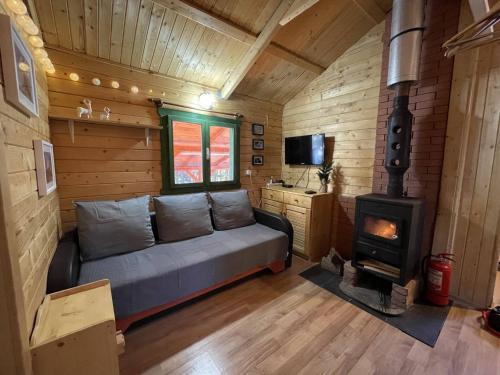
left=385, top=0, right=425, bottom=197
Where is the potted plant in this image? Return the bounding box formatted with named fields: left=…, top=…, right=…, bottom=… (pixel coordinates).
left=317, top=161, right=333, bottom=193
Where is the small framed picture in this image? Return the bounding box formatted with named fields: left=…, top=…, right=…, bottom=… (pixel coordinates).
left=0, top=15, right=38, bottom=117
left=252, top=155, right=264, bottom=166
left=252, top=139, right=264, bottom=150
left=34, top=140, right=57, bottom=196
left=252, top=123, right=264, bottom=136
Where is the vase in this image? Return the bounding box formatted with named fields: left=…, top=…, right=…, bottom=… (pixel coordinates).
left=319, top=179, right=328, bottom=193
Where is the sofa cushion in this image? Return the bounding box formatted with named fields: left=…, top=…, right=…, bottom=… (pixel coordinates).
left=78, top=223, right=288, bottom=318
left=154, top=193, right=213, bottom=242
left=209, top=190, right=256, bottom=230
left=75, top=195, right=155, bottom=261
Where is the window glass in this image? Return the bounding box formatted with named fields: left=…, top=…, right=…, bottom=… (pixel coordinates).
left=210, top=126, right=234, bottom=182
left=172, top=121, right=203, bottom=185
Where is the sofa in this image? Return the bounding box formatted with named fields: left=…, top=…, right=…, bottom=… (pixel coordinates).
left=47, top=191, right=293, bottom=332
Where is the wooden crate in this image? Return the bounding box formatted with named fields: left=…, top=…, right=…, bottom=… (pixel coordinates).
left=30, top=280, right=124, bottom=375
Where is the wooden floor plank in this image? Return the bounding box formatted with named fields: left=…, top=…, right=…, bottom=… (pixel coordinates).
left=119, top=257, right=500, bottom=375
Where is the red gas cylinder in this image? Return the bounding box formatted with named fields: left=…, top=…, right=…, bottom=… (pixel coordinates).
left=424, top=253, right=454, bottom=306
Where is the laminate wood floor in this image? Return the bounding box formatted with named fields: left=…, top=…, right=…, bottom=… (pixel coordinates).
left=119, top=257, right=500, bottom=375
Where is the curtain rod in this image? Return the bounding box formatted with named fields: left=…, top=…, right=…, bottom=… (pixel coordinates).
left=149, top=98, right=243, bottom=119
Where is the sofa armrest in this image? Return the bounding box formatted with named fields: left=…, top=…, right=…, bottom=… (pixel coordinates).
left=254, top=208, right=293, bottom=268
left=47, top=230, right=81, bottom=293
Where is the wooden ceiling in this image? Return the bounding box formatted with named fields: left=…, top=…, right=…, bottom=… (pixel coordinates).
left=31, top=0, right=391, bottom=105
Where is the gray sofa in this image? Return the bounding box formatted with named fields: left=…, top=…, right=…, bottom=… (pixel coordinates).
left=47, top=194, right=293, bottom=332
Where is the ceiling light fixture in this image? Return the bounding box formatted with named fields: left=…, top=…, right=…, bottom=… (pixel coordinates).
left=130, top=85, right=139, bottom=94
left=28, top=35, right=44, bottom=48
left=91, top=78, right=101, bottom=86
left=111, top=81, right=120, bottom=89
left=16, top=15, right=39, bottom=35
left=199, top=91, right=215, bottom=109
left=5, top=0, right=27, bottom=15
left=69, top=72, right=79, bottom=81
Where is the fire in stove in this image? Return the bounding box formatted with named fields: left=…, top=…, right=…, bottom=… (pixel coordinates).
left=363, top=216, right=398, bottom=240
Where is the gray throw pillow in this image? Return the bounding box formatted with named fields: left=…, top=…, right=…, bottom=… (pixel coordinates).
left=209, top=190, right=256, bottom=230
left=153, top=193, right=213, bottom=242
left=75, top=195, right=155, bottom=261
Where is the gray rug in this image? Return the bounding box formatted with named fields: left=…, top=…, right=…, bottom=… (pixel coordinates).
left=300, top=264, right=451, bottom=347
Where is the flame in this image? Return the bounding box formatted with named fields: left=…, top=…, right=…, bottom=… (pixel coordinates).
left=363, top=216, right=398, bottom=240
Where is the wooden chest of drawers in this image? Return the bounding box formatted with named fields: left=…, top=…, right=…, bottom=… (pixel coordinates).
left=261, top=186, right=333, bottom=261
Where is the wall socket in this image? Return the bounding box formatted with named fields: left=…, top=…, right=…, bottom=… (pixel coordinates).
left=245, top=169, right=252, bottom=176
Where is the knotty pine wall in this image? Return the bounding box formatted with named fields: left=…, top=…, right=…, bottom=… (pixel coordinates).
left=0, top=0, right=61, bottom=363
left=432, top=0, right=500, bottom=308
left=281, top=22, right=385, bottom=258
left=46, top=49, right=283, bottom=232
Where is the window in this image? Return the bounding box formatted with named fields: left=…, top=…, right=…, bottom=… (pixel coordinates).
left=159, top=109, right=240, bottom=193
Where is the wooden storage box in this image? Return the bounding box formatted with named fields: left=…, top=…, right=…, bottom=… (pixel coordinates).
left=30, top=280, right=124, bottom=375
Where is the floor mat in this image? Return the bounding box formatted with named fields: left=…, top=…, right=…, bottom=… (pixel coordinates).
left=300, top=264, right=451, bottom=347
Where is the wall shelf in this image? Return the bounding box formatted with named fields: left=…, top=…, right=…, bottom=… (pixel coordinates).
left=49, top=116, right=160, bottom=145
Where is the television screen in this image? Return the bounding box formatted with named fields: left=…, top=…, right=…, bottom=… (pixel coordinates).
left=285, top=134, right=325, bottom=165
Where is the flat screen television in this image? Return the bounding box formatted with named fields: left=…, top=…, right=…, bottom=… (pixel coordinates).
left=285, top=134, right=325, bottom=165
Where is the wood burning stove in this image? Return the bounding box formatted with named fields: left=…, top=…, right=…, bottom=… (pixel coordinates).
left=352, top=194, right=424, bottom=285
left=351, top=0, right=426, bottom=287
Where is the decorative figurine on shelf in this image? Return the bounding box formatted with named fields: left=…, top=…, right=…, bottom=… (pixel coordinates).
left=100, top=106, right=111, bottom=120
left=317, top=161, right=333, bottom=193
left=76, top=98, right=92, bottom=119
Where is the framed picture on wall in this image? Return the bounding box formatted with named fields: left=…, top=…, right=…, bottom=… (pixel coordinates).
left=252, top=155, right=264, bottom=166
left=252, top=123, right=264, bottom=136
left=0, top=14, right=38, bottom=117
left=252, top=139, right=264, bottom=150
left=34, top=140, right=57, bottom=196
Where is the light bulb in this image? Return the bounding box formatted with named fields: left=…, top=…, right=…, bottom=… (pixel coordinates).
left=91, top=78, right=101, bottom=86
left=39, top=57, right=51, bottom=67
left=111, top=81, right=120, bottom=89
left=199, top=92, right=215, bottom=109
left=28, top=35, right=44, bottom=48
left=33, top=48, right=48, bottom=59
left=130, top=85, right=139, bottom=94
left=18, top=61, right=30, bottom=72
left=69, top=72, right=79, bottom=81
left=6, top=0, right=27, bottom=15
left=148, top=89, right=153, bottom=94
left=16, top=15, right=39, bottom=35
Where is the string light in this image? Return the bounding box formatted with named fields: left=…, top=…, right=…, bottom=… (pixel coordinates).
left=16, top=15, right=39, bottom=35
left=69, top=72, right=79, bottom=81
left=28, top=35, right=44, bottom=48
left=5, top=0, right=27, bottom=15
left=91, top=78, right=101, bottom=86
left=18, top=62, right=30, bottom=72
left=111, top=81, right=120, bottom=89
left=33, top=48, right=48, bottom=59
left=45, top=64, right=55, bottom=74
left=130, top=85, right=139, bottom=94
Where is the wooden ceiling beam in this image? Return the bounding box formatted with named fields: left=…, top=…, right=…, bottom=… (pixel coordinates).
left=153, top=0, right=324, bottom=76
left=279, top=0, right=321, bottom=26
left=265, top=44, right=325, bottom=75
left=220, top=0, right=295, bottom=99
left=352, top=0, right=386, bottom=25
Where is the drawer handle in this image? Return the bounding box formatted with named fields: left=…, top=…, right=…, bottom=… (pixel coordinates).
left=294, top=199, right=299, bottom=203
left=371, top=250, right=377, bottom=255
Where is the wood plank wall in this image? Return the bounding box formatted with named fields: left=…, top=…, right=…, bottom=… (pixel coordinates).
left=0, top=0, right=61, bottom=360
left=46, top=50, right=283, bottom=232
left=281, top=22, right=385, bottom=258
left=432, top=0, right=500, bottom=308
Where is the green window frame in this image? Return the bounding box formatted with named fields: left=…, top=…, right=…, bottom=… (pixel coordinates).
left=159, top=108, right=240, bottom=194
